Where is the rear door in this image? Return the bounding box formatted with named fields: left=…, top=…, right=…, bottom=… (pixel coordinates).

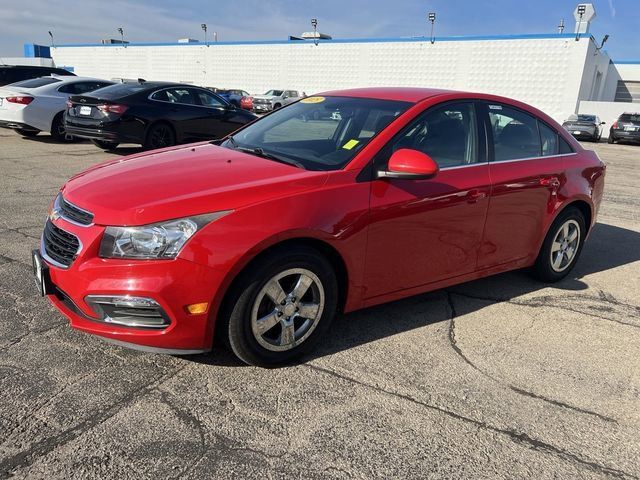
left=477, top=102, right=566, bottom=269
left=149, top=87, right=204, bottom=141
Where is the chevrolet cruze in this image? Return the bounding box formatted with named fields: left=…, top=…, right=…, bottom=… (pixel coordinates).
left=33, top=88, right=606, bottom=366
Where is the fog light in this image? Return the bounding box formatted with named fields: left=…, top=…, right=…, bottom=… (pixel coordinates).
left=85, top=295, right=170, bottom=329
left=186, top=302, right=209, bottom=315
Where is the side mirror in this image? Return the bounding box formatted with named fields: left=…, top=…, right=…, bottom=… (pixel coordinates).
left=600, top=121, right=606, bottom=125
left=377, top=149, right=439, bottom=180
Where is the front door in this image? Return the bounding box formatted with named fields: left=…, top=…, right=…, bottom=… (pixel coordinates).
left=364, top=101, right=490, bottom=301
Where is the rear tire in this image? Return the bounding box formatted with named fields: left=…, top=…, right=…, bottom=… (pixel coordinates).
left=50, top=112, right=74, bottom=142
left=220, top=246, right=338, bottom=367
left=91, top=139, right=119, bottom=150
left=607, top=135, right=615, bottom=144
left=532, top=207, right=586, bottom=283
left=15, top=128, right=39, bottom=137
left=144, top=122, right=176, bottom=150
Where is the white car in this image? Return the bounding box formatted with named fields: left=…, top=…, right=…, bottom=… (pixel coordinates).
left=251, top=89, right=301, bottom=113
left=0, top=76, right=113, bottom=140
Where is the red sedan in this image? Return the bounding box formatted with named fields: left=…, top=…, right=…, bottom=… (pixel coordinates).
left=34, top=88, right=605, bottom=366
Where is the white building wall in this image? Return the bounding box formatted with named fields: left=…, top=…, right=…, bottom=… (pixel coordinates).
left=51, top=36, right=594, bottom=123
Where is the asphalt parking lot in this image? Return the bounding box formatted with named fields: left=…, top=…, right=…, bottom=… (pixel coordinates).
left=0, top=130, right=638, bottom=479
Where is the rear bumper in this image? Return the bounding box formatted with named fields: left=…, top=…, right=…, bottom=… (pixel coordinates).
left=64, top=117, right=143, bottom=144
left=610, top=130, right=640, bottom=142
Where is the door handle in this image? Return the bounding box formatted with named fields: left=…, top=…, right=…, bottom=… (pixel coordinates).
left=466, top=189, right=487, bottom=203
left=540, top=176, right=560, bottom=188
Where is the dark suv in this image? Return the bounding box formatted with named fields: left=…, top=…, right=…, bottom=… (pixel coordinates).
left=608, top=113, right=640, bottom=144
left=0, top=65, right=75, bottom=87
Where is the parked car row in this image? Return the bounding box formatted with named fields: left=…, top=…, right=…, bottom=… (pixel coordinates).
left=562, top=112, right=640, bottom=145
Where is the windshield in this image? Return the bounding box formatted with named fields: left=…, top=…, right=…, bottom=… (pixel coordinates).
left=10, top=77, right=61, bottom=88
left=265, top=90, right=283, bottom=96
left=221, top=96, right=411, bottom=171
left=620, top=114, right=640, bottom=124
left=86, top=83, right=150, bottom=99
left=577, top=114, right=596, bottom=122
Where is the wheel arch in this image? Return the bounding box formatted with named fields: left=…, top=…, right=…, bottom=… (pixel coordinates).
left=144, top=119, right=177, bottom=144
left=50, top=110, right=65, bottom=133
left=538, top=198, right=594, bottom=256
left=213, top=237, right=349, bottom=343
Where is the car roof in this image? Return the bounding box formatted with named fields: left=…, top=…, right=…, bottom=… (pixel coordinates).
left=318, top=87, right=454, bottom=103
left=49, top=75, right=110, bottom=83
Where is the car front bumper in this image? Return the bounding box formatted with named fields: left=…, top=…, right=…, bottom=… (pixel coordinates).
left=39, top=216, right=224, bottom=353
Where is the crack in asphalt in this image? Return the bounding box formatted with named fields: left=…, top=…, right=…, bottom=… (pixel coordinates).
left=447, top=289, right=640, bottom=330
left=445, top=291, right=619, bottom=424
left=0, top=365, right=186, bottom=479
left=306, top=364, right=636, bottom=480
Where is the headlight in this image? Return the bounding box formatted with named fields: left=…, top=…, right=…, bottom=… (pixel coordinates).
left=99, top=212, right=230, bottom=259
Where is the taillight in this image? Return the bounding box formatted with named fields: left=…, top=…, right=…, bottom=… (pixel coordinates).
left=97, top=104, right=128, bottom=114
left=6, top=96, right=34, bottom=105
left=65, top=99, right=73, bottom=109
left=612, top=121, right=618, bottom=129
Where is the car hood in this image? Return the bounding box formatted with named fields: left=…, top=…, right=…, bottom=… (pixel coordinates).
left=252, top=95, right=277, bottom=100
left=61, top=143, right=328, bottom=226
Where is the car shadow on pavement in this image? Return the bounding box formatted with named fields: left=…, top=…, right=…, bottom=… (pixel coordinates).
left=189, top=222, right=640, bottom=367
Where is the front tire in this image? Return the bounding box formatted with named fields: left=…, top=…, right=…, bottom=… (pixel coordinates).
left=273, top=103, right=282, bottom=110
left=221, top=246, right=338, bottom=367
left=15, top=128, right=40, bottom=137
left=532, top=208, right=586, bottom=282
left=91, top=139, right=119, bottom=150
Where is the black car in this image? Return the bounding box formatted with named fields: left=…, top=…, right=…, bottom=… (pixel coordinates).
left=608, top=112, right=640, bottom=144
left=562, top=114, right=605, bottom=142
left=0, top=65, right=75, bottom=87
left=64, top=81, right=258, bottom=150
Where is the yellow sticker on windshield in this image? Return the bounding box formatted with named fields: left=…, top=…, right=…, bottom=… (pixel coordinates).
left=300, top=96, right=325, bottom=104
left=342, top=139, right=360, bottom=150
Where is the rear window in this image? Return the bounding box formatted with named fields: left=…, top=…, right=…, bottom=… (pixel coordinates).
left=10, top=77, right=61, bottom=88
left=619, top=114, right=640, bottom=123
left=577, top=115, right=596, bottom=122
left=85, top=83, right=151, bottom=99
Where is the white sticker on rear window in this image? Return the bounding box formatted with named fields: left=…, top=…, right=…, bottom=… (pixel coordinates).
left=489, top=105, right=502, bottom=110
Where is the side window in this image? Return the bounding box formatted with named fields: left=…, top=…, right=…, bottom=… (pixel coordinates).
left=159, top=88, right=196, bottom=105
left=196, top=90, right=225, bottom=107
left=391, top=102, right=478, bottom=168
left=559, top=136, right=574, bottom=154
left=538, top=121, right=559, bottom=156
left=57, top=83, right=78, bottom=94
left=488, top=104, right=541, bottom=161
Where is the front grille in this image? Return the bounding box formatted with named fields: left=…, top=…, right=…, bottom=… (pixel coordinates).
left=253, top=98, right=269, bottom=104
left=43, top=220, right=80, bottom=267
left=59, top=196, right=94, bottom=225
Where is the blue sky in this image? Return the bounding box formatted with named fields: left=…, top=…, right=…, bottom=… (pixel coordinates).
left=1, top=0, right=638, bottom=61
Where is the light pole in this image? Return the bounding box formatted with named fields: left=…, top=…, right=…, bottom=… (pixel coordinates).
left=48, top=30, right=54, bottom=48
left=575, top=4, right=586, bottom=41
left=117, top=27, right=125, bottom=47
left=428, top=12, right=436, bottom=44
left=201, top=23, right=208, bottom=47
left=311, top=18, right=318, bottom=46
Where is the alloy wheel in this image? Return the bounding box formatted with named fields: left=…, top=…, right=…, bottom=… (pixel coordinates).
left=250, top=268, right=325, bottom=352
left=550, top=219, right=581, bottom=272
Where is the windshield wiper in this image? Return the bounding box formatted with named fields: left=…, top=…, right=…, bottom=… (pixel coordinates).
left=235, top=145, right=306, bottom=170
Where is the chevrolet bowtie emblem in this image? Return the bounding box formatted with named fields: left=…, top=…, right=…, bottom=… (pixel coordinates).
left=49, top=209, right=61, bottom=221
